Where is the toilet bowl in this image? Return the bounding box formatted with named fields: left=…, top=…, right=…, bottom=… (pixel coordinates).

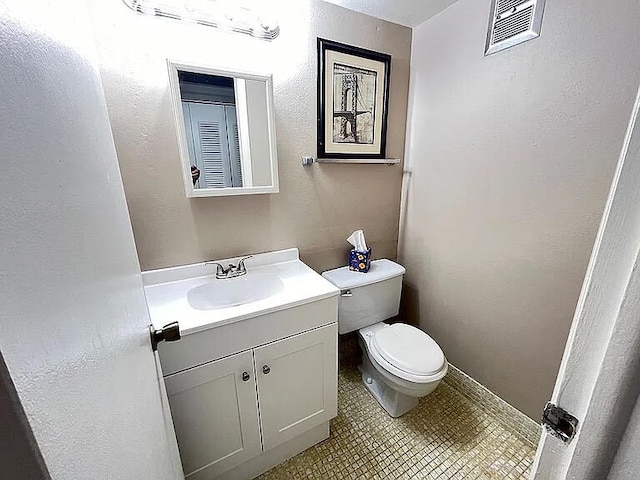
left=358, top=322, right=447, bottom=417
left=322, top=259, right=447, bottom=417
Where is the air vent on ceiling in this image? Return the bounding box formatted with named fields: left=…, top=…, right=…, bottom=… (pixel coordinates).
left=485, top=0, right=546, bottom=56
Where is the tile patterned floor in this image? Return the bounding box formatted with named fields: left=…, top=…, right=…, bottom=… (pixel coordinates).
left=258, top=364, right=535, bottom=479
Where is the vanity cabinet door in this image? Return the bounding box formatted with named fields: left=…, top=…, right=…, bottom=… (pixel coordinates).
left=254, top=323, right=338, bottom=451
left=164, top=350, right=261, bottom=479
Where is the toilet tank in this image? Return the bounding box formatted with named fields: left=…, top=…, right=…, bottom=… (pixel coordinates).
left=322, top=259, right=406, bottom=334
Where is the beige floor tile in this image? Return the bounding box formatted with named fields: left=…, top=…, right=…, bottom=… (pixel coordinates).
left=258, top=366, right=535, bottom=480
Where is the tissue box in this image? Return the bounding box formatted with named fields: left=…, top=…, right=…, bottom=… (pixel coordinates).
left=349, top=248, right=371, bottom=273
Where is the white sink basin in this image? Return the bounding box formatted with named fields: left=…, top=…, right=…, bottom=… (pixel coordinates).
left=142, top=248, right=339, bottom=335
left=187, top=273, right=284, bottom=310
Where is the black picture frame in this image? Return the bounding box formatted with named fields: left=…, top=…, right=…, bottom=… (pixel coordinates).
left=317, top=38, right=392, bottom=160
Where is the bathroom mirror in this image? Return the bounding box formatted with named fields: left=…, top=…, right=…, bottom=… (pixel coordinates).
left=167, top=61, right=279, bottom=197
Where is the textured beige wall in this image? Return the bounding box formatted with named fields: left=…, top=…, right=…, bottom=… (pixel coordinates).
left=87, top=0, right=411, bottom=273
left=401, top=0, right=640, bottom=419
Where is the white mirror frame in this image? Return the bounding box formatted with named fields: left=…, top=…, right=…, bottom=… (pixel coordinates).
left=167, top=60, right=279, bottom=197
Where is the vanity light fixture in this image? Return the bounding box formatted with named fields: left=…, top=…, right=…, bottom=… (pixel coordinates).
left=122, top=0, right=280, bottom=40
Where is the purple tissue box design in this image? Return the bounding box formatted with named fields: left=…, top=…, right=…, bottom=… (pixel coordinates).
left=349, top=248, right=371, bottom=273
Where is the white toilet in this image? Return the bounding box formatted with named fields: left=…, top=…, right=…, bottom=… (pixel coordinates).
left=322, top=259, right=447, bottom=417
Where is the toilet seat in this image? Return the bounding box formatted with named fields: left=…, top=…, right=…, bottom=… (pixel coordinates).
left=368, top=323, right=446, bottom=383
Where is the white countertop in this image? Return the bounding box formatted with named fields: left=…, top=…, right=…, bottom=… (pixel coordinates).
left=143, top=248, right=339, bottom=336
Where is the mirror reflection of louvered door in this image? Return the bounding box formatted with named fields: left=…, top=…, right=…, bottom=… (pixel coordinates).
left=224, top=105, right=244, bottom=187
left=183, top=102, right=234, bottom=188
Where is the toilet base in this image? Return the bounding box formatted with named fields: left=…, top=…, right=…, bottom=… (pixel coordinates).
left=358, top=354, right=419, bottom=418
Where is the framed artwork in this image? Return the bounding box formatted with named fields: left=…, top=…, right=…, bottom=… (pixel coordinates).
left=317, top=38, right=391, bottom=159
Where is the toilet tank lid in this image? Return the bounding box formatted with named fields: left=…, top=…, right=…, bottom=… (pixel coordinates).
left=322, top=259, right=406, bottom=289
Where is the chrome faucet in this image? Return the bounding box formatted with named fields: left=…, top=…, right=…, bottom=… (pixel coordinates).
left=206, top=256, right=253, bottom=279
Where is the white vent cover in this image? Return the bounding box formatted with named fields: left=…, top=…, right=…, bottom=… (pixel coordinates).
left=485, top=0, right=546, bottom=56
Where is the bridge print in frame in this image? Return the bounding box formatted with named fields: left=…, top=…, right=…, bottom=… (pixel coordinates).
left=317, top=38, right=391, bottom=159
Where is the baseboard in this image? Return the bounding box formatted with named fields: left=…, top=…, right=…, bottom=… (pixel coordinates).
left=443, top=363, right=541, bottom=447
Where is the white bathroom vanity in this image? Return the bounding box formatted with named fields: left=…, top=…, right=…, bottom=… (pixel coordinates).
left=143, top=248, right=339, bottom=479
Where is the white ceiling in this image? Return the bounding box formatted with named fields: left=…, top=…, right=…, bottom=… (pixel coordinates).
left=320, top=0, right=460, bottom=28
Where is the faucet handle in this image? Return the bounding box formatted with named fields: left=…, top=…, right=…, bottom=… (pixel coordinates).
left=237, top=255, right=253, bottom=272
left=205, top=262, right=226, bottom=277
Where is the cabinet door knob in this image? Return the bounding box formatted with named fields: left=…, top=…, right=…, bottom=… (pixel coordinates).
left=262, top=365, right=271, bottom=375
left=241, top=371, right=250, bottom=382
